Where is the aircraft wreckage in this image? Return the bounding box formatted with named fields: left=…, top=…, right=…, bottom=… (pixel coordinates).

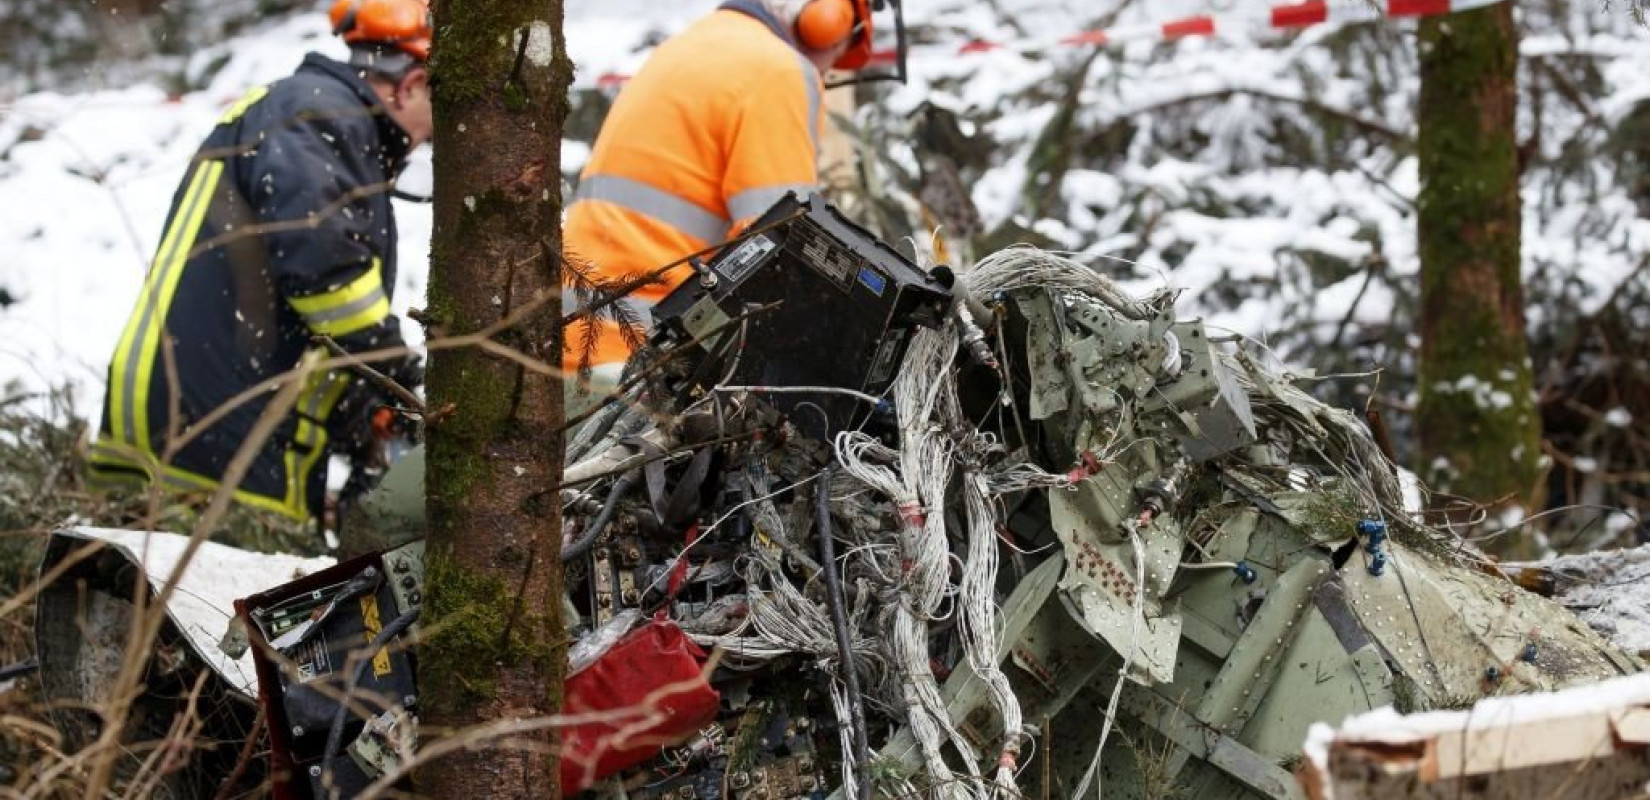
left=35, top=194, right=1641, bottom=798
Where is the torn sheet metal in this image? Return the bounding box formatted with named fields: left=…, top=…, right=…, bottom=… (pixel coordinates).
left=34, top=209, right=1646, bottom=800
left=37, top=527, right=334, bottom=697
left=1337, top=540, right=1630, bottom=704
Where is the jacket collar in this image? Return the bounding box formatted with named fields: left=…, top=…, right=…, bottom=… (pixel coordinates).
left=296, top=53, right=414, bottom=173
left=719, top=0, right=798, bottom=47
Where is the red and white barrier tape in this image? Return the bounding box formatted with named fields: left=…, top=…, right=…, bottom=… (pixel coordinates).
left=579, top=0, right=1509, bottom=89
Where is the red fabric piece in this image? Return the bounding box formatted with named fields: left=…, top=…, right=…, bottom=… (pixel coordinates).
left=560, top=620, right=721, bottom=792
left=1161, top=15, right=1216, bottom=40
left=1271, top=1, right=1329, bottom=28
left=1388, top=0, right=1451, bottom=16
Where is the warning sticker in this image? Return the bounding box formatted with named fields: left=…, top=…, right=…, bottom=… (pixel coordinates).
left=359, top=595, right=393, bottom=678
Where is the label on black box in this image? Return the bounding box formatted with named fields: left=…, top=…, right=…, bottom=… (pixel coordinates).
left=715, top=235, right=776, bottom=284
left=292, top=631, right=333, bottom=683
left=867, top=327, right=908, bottom=388
left=857, top=266, right=887, bottom=296
left=799, top=232, right=857, bottom=290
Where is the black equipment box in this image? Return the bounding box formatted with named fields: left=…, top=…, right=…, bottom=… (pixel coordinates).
left=649, top=192, right=951, bottom=432
left=237, top=542, right=423, bottom=800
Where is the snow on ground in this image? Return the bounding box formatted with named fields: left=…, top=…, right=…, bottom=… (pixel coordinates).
left=1523, top=543, right=1650, bottom=655
left=1, top=0, right=1647, bottom=430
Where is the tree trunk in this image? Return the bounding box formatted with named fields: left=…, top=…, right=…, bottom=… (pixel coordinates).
left=419, top=0, right=571, bottom=795
left=1416, top=3, right=1543, bottom=519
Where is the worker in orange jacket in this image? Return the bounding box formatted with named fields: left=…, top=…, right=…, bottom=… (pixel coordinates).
left=563, top=0, right=879, bottom=397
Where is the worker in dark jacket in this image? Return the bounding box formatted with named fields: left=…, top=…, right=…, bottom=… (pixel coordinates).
left=89, top=0, right=433, bottom=525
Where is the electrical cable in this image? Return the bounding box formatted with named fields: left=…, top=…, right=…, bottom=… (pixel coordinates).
left=563, top=469, right=642, bottom=563
left=816, top=466, right=873, bottom=800
left=320, top=607, right=421, bottom=796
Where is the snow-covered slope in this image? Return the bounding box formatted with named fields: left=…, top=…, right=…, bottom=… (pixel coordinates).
left=1, top=0, right=1646, bottom=446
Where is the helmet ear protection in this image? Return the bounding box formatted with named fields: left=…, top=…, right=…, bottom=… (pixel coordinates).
left=796, top=0, right=856, bottom=50
left=795, top=0, right=873, bottom=69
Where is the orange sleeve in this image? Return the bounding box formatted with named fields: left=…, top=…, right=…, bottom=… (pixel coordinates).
left=721, top=52, right=825, bottom=234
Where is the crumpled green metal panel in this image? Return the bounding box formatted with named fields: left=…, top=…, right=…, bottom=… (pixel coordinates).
left=1338, top=539, right=1634, bottom=704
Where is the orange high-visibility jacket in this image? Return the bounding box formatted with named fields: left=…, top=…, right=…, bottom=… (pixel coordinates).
left=564, top=2, right=825, bottom=373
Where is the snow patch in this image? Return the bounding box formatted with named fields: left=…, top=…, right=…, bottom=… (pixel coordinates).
left=522, top=20, right=556, bottom=67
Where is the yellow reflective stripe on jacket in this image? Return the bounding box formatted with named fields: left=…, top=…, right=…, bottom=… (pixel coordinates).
left=218, top=86, right=269, bottom=125
left=289, top=258, right=392, bottom=336
left=108, top=159, right=225, bottom=449
left=88, top=437, right=309, bottom=521
left=290, top=367, right=353, bottom=512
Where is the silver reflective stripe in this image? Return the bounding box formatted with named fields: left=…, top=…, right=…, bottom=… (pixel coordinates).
left=728, top=184, right=815, bottom=221
left=301, top=286, right=387, bottom=326
left=561, top=288, right=655, bottom=327
left=795, top=52, right=821, bottom=158
left=573, top=175, right=730, bottom=244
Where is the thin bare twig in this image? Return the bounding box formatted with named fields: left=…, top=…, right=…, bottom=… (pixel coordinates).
left=314, top=334, right=426, bottom=414
left=81, top=350, right=318, bottom=796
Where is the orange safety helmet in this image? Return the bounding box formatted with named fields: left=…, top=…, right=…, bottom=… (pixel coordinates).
left=795, top=0, right=874, bottom=70
left=329, top=0, right=433, bottom=61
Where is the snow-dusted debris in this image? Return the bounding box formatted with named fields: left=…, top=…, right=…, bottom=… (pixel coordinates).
left=1301, top=672, right=1650, bottom=799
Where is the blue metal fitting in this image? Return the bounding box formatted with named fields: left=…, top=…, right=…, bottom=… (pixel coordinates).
left=1233, top=561, right=1257, bottom=585
left=1366, top=550, right=1387, bottom=577
left=1522, top=643, right=1538, bottom=663
left=1486, top=666, right=1501, bottom=681
left=874, top=399, right=894, bottom=416
left=1357, top=519, right=1387, bottom=550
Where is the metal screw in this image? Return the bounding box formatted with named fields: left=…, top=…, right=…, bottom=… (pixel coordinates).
left=309, top=765, right=322, bottom=777
left=292, top=725, right=305, bottom=738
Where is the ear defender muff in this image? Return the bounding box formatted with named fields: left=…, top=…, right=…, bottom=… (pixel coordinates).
left=796, top=0, right=856, bottom=50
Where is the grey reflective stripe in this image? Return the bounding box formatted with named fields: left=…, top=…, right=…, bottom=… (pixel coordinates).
left=573, top=175, right=730, bottom=244
left=300, top=286, right=387, bottom=326
left=796, top=52, right=821, bottom=158
left=298, top=372, right=340, bottom=419
left=728, top=184, right=815, bottom=221
left=121, top=162, right=216, bottom=446
left=561, top=288, right=655, bottom=327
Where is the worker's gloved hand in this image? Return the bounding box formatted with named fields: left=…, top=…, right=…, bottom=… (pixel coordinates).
left=326, top=378, right=385, bottom=466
